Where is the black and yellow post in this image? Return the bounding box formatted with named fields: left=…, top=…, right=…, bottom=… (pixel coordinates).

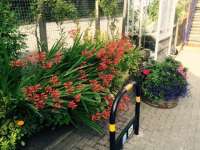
left=134, top=84, right=141, bottom=135
left=109, top=82, right=136, bottom=150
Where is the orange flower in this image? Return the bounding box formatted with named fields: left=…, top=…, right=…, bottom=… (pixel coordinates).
left=43, top=61, right=53, bottom=69
left=11, top=59, right=25, bottom=67
left=68, top=101, right=78, bottom=110
left=16, top=120, right=25, bottom=127
left=74, top=94, right=81, bottom=102
left=54, top=52, right=62, bottom=64
left=38, top=52, right=46, bottom=62
left=50, top=75, right=59, bottom=85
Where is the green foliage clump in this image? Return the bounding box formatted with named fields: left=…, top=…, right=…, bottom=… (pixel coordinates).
left=175, top=0, right=190, bottom=22
left=111, top=47, right=142, bottom=91
left=33, top=0, right=77, bottom=23
left=45, top=0, right=77, bottom=22
left=147, top=0, right=159, bottom=22
left=100, top=0, right=118, bottom=17
left=0, top=120, right=21, bottom=150
left=0, top=1, right=26, bottom=149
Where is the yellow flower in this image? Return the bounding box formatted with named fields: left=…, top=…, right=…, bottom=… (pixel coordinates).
left=16, top=120, right=24, bottom=127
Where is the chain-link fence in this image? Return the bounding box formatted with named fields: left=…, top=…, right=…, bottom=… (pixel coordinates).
left=9, top=0, right=36, bottom=24
left=10, top=0, right=124, bottom=24
left=8, top=0, right=124, bottom=51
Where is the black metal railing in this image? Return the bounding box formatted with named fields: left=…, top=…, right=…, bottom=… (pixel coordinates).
left=109, top=81, right=141, bottom=150
left=184, top=0, right=198, bottom=44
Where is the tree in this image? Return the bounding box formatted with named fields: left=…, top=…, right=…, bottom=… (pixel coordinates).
left=122, top=0, right=128, bottom=36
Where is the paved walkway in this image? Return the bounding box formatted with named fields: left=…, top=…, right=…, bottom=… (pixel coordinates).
left=124, top=46, right=200, bottom=150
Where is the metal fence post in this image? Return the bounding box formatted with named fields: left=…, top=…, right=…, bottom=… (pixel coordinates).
left=95, top=0, right=100, bottom=39
left=37, top=0, right=48, bottom=51
left=122, top=0, right=128, bottom=36
left=134, top=83, right=141, bottom=135
left=38, top=14, right=48, bottom=51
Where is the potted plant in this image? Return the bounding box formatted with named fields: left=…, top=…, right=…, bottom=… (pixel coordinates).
left=141, top=57, right=188, bottom=108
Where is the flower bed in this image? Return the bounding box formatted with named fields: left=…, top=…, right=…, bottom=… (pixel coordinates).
left=141, top=57, right=188, bottom=108
left=1, top=34, right=140, bottom=149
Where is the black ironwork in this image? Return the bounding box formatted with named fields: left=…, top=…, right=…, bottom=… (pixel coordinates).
left=109, top=81, right=141, bottom=150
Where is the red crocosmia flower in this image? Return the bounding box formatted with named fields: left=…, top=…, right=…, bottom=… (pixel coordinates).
left=11, top=59, right=25, bottom=67
left=97, top=48, right=106, bottom=58
left=99, top=74, right=113, bottom=87
left=68, top=101, right=78, bottom=110
left=81, top=61, right=87, bottom=65
left=50, top=75, right=59, bottom=85
left=43, top=61, right=53, bottom=69
left=91, top=112, right=101, bottom=121
left=64, top=81, right=73, bottom=88
left=35, top=100, right=45, bottom=109
left=31, top=93, right=47, bottom=110
left=104, top=95, right=114, bottom=108
left=81, top=49, right=93, bottom=59
left=81, top=49, right=88, bottom=57
left=91, top=115, right=98, bottom=121
left=51, top=89, right=60, bottom=99
left=79, top=70, right=88, bottom=81
left=101, top=109, right=110, bottom=120
left=98, top=62, right=108, bottom=71
left=74, top=94, right=81, bottom=102
left=25, top=53, right=39, bottom=64
left=142, top=69, right=151, bottom=75
left=54, top=52, right=62, bottom=64
left=45, top=86, right=53, bottom=94
left=53, top=102, right=62, bottom=109
left=24, top=84, right=42, bottom=97
left=89, top=80, right=103, bottom=92
left=79, top=74, right=87, bottom=81
left=76, top=84, right=84, bottom=90
left=66, top=87, right=74, bottom=94
left=104, top=95, right=114, bottom=102
left=38, top=52, right=46, bottom=62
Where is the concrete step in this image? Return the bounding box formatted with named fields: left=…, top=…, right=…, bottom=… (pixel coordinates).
left=189, top=35, right=200, bottom=41
left=194, top=14, right=200, bottom=17
left=190, top=26, right=200, bottom=30
left=190, top=31, right=200, bottom=35
left=193, top=15, right=200, bottom=19
left=187, top=41, right=200, bottom=47
left=194, top=12, right=200, bottom=15
left=192, top=21, right=200, bottom=25
left=192, top=18, right=200, bottom=22
left=189, top=33, right=200, bottom=37
left=192, top=24, right=200, bottom=28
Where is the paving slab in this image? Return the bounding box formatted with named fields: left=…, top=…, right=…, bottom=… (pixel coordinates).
left=124, top=46, right=200, bottom=150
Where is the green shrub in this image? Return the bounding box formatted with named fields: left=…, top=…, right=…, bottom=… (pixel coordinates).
left=147, top=0, right=159, bottom=22
left=111, top=47, right=142, bottom=91
left=0, top=1, right=26, bottom=149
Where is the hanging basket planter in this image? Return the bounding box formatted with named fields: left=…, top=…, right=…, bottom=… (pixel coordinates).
left=142, top=99, right=178, bottom=109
